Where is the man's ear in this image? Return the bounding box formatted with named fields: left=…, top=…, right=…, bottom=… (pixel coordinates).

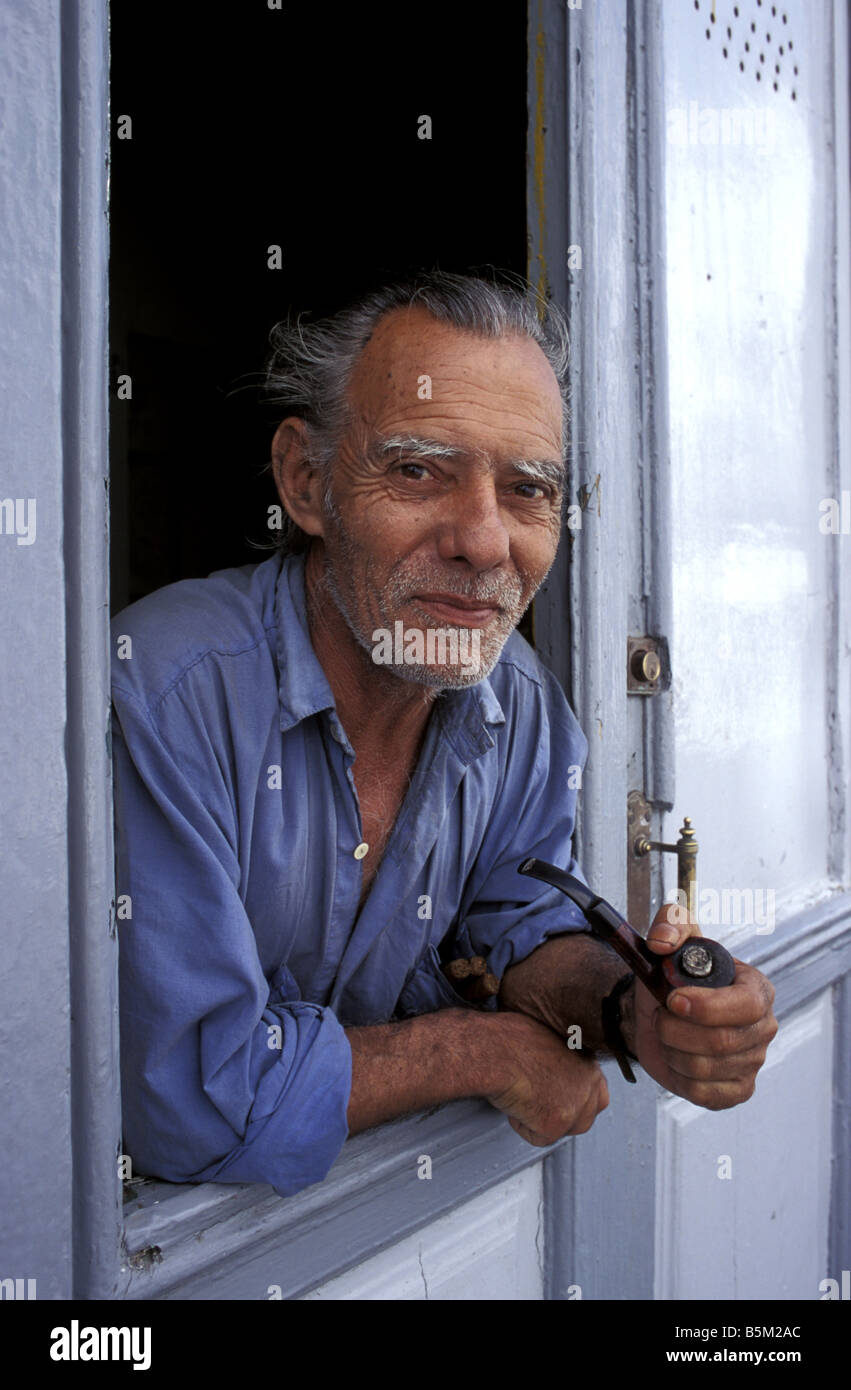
left=270, top=418, right=327, bottom=540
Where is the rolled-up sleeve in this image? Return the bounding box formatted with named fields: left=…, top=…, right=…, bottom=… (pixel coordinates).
left=453, top=668, right=592, bottom=987
left=112, top=683, right=351, bottom=1198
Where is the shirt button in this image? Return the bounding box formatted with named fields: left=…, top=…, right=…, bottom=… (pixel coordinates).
left=354, top=842, right=369, bottom=860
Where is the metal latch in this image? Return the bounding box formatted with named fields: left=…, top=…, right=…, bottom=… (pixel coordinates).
left=627, top=789, right=699, bottom=928
left=627, top=635, right=669, bottom=693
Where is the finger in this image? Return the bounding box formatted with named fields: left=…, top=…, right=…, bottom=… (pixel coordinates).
left=566, top=1101, right=599, bottom=1136
left=661, top=1043, right=770, bottom=1083
left=664, top=961, right=776, bottom=1026
left=665, top=1076, right=759, bottom=1112
left=646, top=901, right=702, bottom=954
left=508, top=1116, right=554, bottom=1148
left=567, top=1077, right=610, bottom=1135
left=659, top=1017, right=778, bottom=1056
left=575, top=1073, right=609, bottom=1117
left=598, top=1073, right=611, bottom=1112
left=655, top=1010, right=778, bottom=1057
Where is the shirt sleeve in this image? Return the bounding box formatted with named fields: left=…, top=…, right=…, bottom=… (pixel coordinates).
left=452, top=670, right=592, bottom=988
left=112, top=681, right=352, bottom=1199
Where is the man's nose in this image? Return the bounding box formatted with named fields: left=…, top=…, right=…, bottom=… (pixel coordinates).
left=434, top=477, right=511, bottom=571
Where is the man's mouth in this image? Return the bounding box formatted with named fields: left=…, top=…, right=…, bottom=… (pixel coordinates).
left=410, top=592, right=502, bottom=626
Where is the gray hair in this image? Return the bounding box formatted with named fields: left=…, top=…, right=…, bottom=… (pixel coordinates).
left=260, top=269, right=570, bottom=556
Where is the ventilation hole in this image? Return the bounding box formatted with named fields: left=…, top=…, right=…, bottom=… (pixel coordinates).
left=694, top=0, right=699, bottom=8
left=773, top=81, right=778, bottom=90
left=793, top=64, right=798, bottom=74
left=759, top=53, right=765, bottom=63
left=766, top=32, right=771, bottom=42
left=745, top=40, right=750, bottom=51
left=734, top=5, right=739, bottom=15
left=756, top=70, right=761, bottom=80
left=791, top=89, right=796, bottom=100
left=727, top=26, right=732, bottom=38
left=751, top=20, right=756, bottom=30
left=771, top=4, right=777, bottom=13
left=779, top=44, right=784, bottom=53
left=782, top=12, right=787, bottom=22
left=788, top=39, right=793, bottom=48
left=775, top=63, right=780, bottom=72
left=710, top=11, right=716, bottom=21
left=739, top=60, right=745, bottom=71
left=723, top=46, right=728, bottom=57
left=706, top=27, right=711, bottom=38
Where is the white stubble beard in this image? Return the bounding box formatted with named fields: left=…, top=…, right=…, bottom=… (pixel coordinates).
left=316, top=504, right=547, bottom=690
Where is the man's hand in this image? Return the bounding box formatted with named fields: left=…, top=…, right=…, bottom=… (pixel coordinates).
left=484, top=1011, right=609, bottom=1146
left=623, top=903, right=778, bottom=1110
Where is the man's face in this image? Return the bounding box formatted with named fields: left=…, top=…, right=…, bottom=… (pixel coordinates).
left=315, top=305, right=565, bottom=688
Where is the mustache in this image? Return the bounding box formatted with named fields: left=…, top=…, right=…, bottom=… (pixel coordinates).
left=386, top=568, right=526, bottom=610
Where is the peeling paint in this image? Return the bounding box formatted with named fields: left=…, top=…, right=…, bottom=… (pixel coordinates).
left=534, top=1186, right=544, bottom=1273
left=128, top=1244, right=163, bottom=1273
left=578, top=473, right=602, bottom=516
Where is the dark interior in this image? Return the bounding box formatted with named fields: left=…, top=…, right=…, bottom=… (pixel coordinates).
left=109, top=1, right=529, bottom=614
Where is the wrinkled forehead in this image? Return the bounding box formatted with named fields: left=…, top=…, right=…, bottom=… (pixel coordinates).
left=346, top=305, right=565, bottom=455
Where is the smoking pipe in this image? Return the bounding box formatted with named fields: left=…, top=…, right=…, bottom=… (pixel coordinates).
left=517, top=857, right=736, bottom=1006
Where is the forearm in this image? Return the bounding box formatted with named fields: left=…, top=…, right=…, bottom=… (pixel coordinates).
left=345, top=1007, right=514, bottom=1134
left=498, top=932, right=635, bottom=1055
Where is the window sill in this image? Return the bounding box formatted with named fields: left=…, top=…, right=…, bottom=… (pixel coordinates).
left=120, top=1097, right=553, bottom=1300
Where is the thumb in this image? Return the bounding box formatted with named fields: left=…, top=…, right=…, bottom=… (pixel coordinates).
left=645, top=898, right=703, bottom=954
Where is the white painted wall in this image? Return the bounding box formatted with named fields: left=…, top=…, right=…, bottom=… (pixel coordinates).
left=657, top=0, right=843, bottom=1302
left=663, top=0, right=837, bottom=923
left=655, top=991, right=833, bottom=1300
left=302, top=1166, right=544, bottom=1300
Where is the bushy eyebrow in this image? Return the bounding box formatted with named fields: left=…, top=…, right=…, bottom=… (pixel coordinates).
left=376, top=433, right=465, bottom=461
left=510, top=458, right=565, bottom=489
left=375, top=434, right=565, bottom=487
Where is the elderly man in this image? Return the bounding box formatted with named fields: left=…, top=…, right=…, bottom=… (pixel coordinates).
left=111, top=271, right=777, bottom=1196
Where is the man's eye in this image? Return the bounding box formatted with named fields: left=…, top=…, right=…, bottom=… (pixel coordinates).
left=397, top=461, right=430, bottom=480
left=514, top=481, right=551, bottom=500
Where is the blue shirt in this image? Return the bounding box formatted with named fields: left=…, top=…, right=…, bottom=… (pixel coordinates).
left=111, top=552, right=589, bottom=1199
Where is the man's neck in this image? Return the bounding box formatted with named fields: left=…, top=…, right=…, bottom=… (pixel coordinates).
left=303, top=544, right=438, bottom=761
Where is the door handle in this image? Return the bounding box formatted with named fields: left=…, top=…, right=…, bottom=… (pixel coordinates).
left=627, top=791, right=700, bottom=927
left=634, top=815, right=699, bottom=905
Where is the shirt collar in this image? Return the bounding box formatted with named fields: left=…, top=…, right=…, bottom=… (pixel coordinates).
left=274, top=551, right=339, bottom=732
left=274, top=551, right=506, bottom=748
